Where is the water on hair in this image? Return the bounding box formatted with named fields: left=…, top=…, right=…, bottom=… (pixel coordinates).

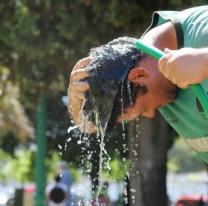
left=68, top=37, right=143, bottom=205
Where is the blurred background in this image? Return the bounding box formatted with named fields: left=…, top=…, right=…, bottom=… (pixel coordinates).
left=1, top=1, right=208, bottom=206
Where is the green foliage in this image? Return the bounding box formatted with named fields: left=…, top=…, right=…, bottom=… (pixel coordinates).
left=0, top=146, right=82, bottom=184
left=168, top=0, right=208, bottom=10
left=0, top=5, right=38, bottom=50
left=45, top=151, right=79, bottom=183
left=0, top=149, right=11, bottom=182
left=12, top=149, right=35, bottom=182
left=0, top=148, right=35, bottom=183
left=45, top=151, right=61, bottom=181
left=103, top=153, right=130, bottom=181
left=167, top=138, right=205, bottom=173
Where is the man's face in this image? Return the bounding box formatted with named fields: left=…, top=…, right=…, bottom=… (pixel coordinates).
left=117, top=90, right=175, bottom=121
left=117, top=57, right=177, bottom=122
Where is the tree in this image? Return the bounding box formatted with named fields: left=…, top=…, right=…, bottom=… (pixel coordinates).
left=128, top=113, right=175, bottom=206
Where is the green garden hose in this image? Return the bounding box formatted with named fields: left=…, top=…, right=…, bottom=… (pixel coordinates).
left=135, top=40, right=208, bottom=119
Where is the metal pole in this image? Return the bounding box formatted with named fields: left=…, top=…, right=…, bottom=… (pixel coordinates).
left=34, top=97, right=47, bottom=206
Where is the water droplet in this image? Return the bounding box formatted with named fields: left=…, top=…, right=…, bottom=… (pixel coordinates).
left=67, top=125, right=78, bottom=133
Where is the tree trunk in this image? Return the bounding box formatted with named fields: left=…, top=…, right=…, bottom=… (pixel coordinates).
left=128, top=111, right=170, bottom=206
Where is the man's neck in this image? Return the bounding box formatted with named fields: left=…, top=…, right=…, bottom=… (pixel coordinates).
left=142, top=21, right=178, bottom=51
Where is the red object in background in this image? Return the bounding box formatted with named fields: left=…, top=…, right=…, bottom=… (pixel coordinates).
left=176, top=195, right=208, bottom=206
left=24, top=185, right=36, bottom=193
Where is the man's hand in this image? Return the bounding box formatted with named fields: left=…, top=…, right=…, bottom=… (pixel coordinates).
left=158, top=48, right=208, bottom=88
left=68, top=57, right=97, bottom=133
left=69, top=57, right=91, bottom=100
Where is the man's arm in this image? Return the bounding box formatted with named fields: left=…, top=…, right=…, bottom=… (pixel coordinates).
left=158, top=47, right=208, bottom=88
left=68, top=57, right=97, bottom=133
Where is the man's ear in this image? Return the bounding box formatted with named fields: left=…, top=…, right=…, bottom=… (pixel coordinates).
left=128, top=67, right=151, bottom=83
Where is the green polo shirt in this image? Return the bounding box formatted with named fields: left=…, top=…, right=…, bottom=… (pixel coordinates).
left=143, top=6, right=208, bottom=162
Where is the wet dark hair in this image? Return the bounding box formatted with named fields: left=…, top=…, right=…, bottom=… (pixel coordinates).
left=107, top=70, right=148, bottom=131
left=84, top=37, right=147, bottom=133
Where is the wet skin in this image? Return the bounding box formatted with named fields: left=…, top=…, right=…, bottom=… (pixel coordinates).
left=117, top=56, right=178, bottom=122
left=69, top=56, right=178, bottom=125
left=68, top=21, right=178, bottom=132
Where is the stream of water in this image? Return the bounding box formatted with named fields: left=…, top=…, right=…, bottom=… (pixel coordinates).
left=68, top=37, right=147, bottom=205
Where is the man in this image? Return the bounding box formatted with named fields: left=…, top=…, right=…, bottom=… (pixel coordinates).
left=68, top=6, right=208, bottom=162
left=57, top=161, right=72, bottom=206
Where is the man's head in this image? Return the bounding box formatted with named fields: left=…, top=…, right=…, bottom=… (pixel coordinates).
left=116, top=55, right=177, bottom=122
left=83, top=37, right=177, bottom=132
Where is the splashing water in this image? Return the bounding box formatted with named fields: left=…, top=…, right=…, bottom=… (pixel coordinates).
left=69, top=37, right=146, bottom=204
left=84, top=37, right=146, bottom=132
left=67, top=125, right=78, bottom=134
